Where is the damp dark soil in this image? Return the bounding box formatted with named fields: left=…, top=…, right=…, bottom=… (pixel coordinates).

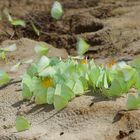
left=0, top=0, right=140, bottom=60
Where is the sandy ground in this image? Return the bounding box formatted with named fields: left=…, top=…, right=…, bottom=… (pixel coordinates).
left=0, top=0, right=140, bottom=140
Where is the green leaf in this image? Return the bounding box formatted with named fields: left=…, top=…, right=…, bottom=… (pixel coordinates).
left=121, top=68, right=136, bottom=82
left=53, top=84, right=74, bottom=102
left=73, top=79, right=84, bottom=95
left=54, top=84, right=61, bottom=96
left=88, top=67, right=100, bottom=88
left=54, top=84, right=69, bottom=110
left=22, top=74, right=33, bottom=91
left=65, top=79, right=75, bottom=89
left=31, top=22, right=40, bottom=36
left=51, top=1, right=63, bottom=20
left=49, top=57, right=60, bottom=66
left=32, top=77, right=42, bottom=96
left=135, top=72, right=140, bottom=90
left=16, top=116, right=30, bottom=132
left=61, top=84, right=75, bottom=100
left=127, top=93, right=140, bottom=110
left=22, top=84, right=33, bottom=100
left=47, top=88, right=55, bottom=104
left=77, top=63, right=88, bottom=76
left=27, top=64, right=38, bottom=78
left=137, top=93, right=140, bottom=101
left=39, top=66, right=56, bottom=77
left=54, top=84, right=75, bottom=110
left=35, top=88, right=47, bottom=105
left=89, top=59, right=96, bottom=69
left=11, top=19, right=26, bottom=27
left=35, top=44, right=49, bottom=56
left=105, top=79, right=122, bottom=97
left=96, top=69, right=105, bottom=88
left=118, top=68, right=136, bottom=90
left=130, top=57, right=140, bottom=70
left=116, top=76, right=128, bottom=93
left=54, top=95, right=68, bottom=111
left=79, top=76, right=88, bottom=90
left=76, top=37, right=89, bottom=55
left=126, top=72, right=136, bottom=90
left=0, top=70, right=10, bottom=85
left=103, top=72, right=109, bottom=89
left=54, top=74, right=65, bottom=85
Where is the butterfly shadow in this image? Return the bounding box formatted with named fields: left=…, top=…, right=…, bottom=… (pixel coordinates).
left=12, top=100, right=25, bottom=108
left=85, top=90, right=117, bottom=107
left=112, top=109, right=139, bottom=124
left=26, top=104, right=54, bottom=115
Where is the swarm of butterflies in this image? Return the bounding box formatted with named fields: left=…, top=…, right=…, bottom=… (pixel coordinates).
left=14, top=36, right=139, bottom=131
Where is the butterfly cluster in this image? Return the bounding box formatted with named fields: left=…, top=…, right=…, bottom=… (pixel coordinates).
left=21, top=54, right=140, bottom=112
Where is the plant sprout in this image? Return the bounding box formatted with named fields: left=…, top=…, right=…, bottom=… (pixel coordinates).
left=4, top=9, right=26, bottom=27
left=51, top=1, right=63, bottom=20
left=31, top=22, right=40, bottom=36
